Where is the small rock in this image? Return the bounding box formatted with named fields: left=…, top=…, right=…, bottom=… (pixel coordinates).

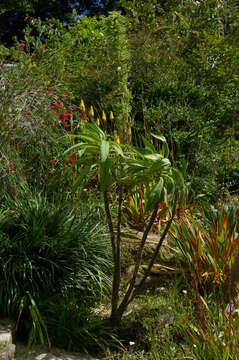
left=0, top=344, right=15, bottom=360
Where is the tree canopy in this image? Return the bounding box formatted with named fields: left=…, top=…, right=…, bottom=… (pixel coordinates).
left=0, top=0, right=121, bottom=45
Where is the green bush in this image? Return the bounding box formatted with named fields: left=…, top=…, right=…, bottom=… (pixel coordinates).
left=0, top=188, right=112, bottom=344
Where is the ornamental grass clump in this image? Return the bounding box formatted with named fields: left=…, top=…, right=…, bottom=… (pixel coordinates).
left=0, top=188, right=112, bottom=347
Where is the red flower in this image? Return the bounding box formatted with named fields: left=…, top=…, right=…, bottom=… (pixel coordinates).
left=69, top=152, right=77, bottom=166
left=57, top=101, right=63, bottom=108
left=52, top=101, right=63, bottom=111
left=49, top=159, right=55, bottom=165
left=32, top=155, right=35, bottom=160
left=17, top=43, right=25, bottom=48
left=52, top=104, right=58, bottom=111
left=9, top=162, right=14, bottom=172
left=63, top=119, right=70, bottom=128
left=80, top=111, right=88, bottom=121
left=61, top=112, right=72, bottom=128
left=61, top=112, right=72, bottom=121
left=24, top=110, right=28, bottom=118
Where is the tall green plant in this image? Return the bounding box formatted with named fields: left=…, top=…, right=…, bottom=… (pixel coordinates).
left=106, top=12, right=132, bottom=142
left=65, top=123, right=185, bottom=328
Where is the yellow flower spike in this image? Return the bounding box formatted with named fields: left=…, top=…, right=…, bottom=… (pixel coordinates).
left=109, top=111, right=114, bottom=122
left=128, top=127, right=132, bottom=143
left=96, top=117, right=100, bottom=127
left=97, top=166, right=100, bottom=182
left=129, top=195, right=134, bottom=208
left=102, top=110, right=107, bottom=124
left=89, top=105, right=94, bottom=119
left=80, top=99, right=85, bottom=112
left=114, top=130, right=120, bottom=144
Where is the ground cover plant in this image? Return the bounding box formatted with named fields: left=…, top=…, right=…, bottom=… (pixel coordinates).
left=0, top=0, right=239, bottom=358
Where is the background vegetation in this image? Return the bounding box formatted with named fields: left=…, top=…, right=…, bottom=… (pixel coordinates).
left=0, top=0, right=239, bottom=358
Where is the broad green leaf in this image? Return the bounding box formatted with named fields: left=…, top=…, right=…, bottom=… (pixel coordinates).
left=111, top=143, right=124, bottom=157
left=142, top=136, right=155, bottom=152
left=144, top=153, right=163, bottom=161
left=151, top=134, right=167, bottom=143
left=100, top=140, right=109, bottom=163
left=161, top=142, right=169, bottom=158
left=79, top=135, right=101, bottom=144
left=100, top=140, right=110, bottom=190
left=100, top=158, right=111, bottom=191
left=172, top=168, right=185, bottom=204
left=145, top=178, right=164, bottom=212
left=165, top=175, right=176, bottom=195
left=63, top=142, right=83, bottom=155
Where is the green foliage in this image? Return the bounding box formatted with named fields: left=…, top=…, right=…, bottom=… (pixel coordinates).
left=65, top=122, right=184, bottom=328
left=0, top=188, right=112, bottom=349
left=0, top=56, right=80, bottom=201
left=180, top=296, right=239, bottom=360
left=8, top=0, right=238, bottom=197
left=0, top=45, right=9, bottom=59
left=65, top=123, right=185, bottom=205
left=17, top=291, right=50, bottom=352
left=0, top=189, right=111, bottom=313
left=106, top=12, right=132, bottom=141
left=42, top=293, right=121, bottom=352
left=0, top=0, right=238, bottom=354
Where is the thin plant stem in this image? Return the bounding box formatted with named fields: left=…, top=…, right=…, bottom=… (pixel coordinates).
left=129, top=196, right=177, bottom=304
left=115, top=202, right=159, bottom=321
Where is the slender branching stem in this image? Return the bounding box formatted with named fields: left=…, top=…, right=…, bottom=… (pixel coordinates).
left=111, top=184, right=123, bottom=318
left=129, top=196, right=177, bottom=304
left=103, top=191, right=116, bottom=262
left=115, top=202, right=159, bottom=319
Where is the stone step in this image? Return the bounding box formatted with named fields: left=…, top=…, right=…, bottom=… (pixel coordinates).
left=0, top=320, right=15, bottom=360
left=15, top=344, right=98, bottom=360
left=0, top=320, right=98, bottom=360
